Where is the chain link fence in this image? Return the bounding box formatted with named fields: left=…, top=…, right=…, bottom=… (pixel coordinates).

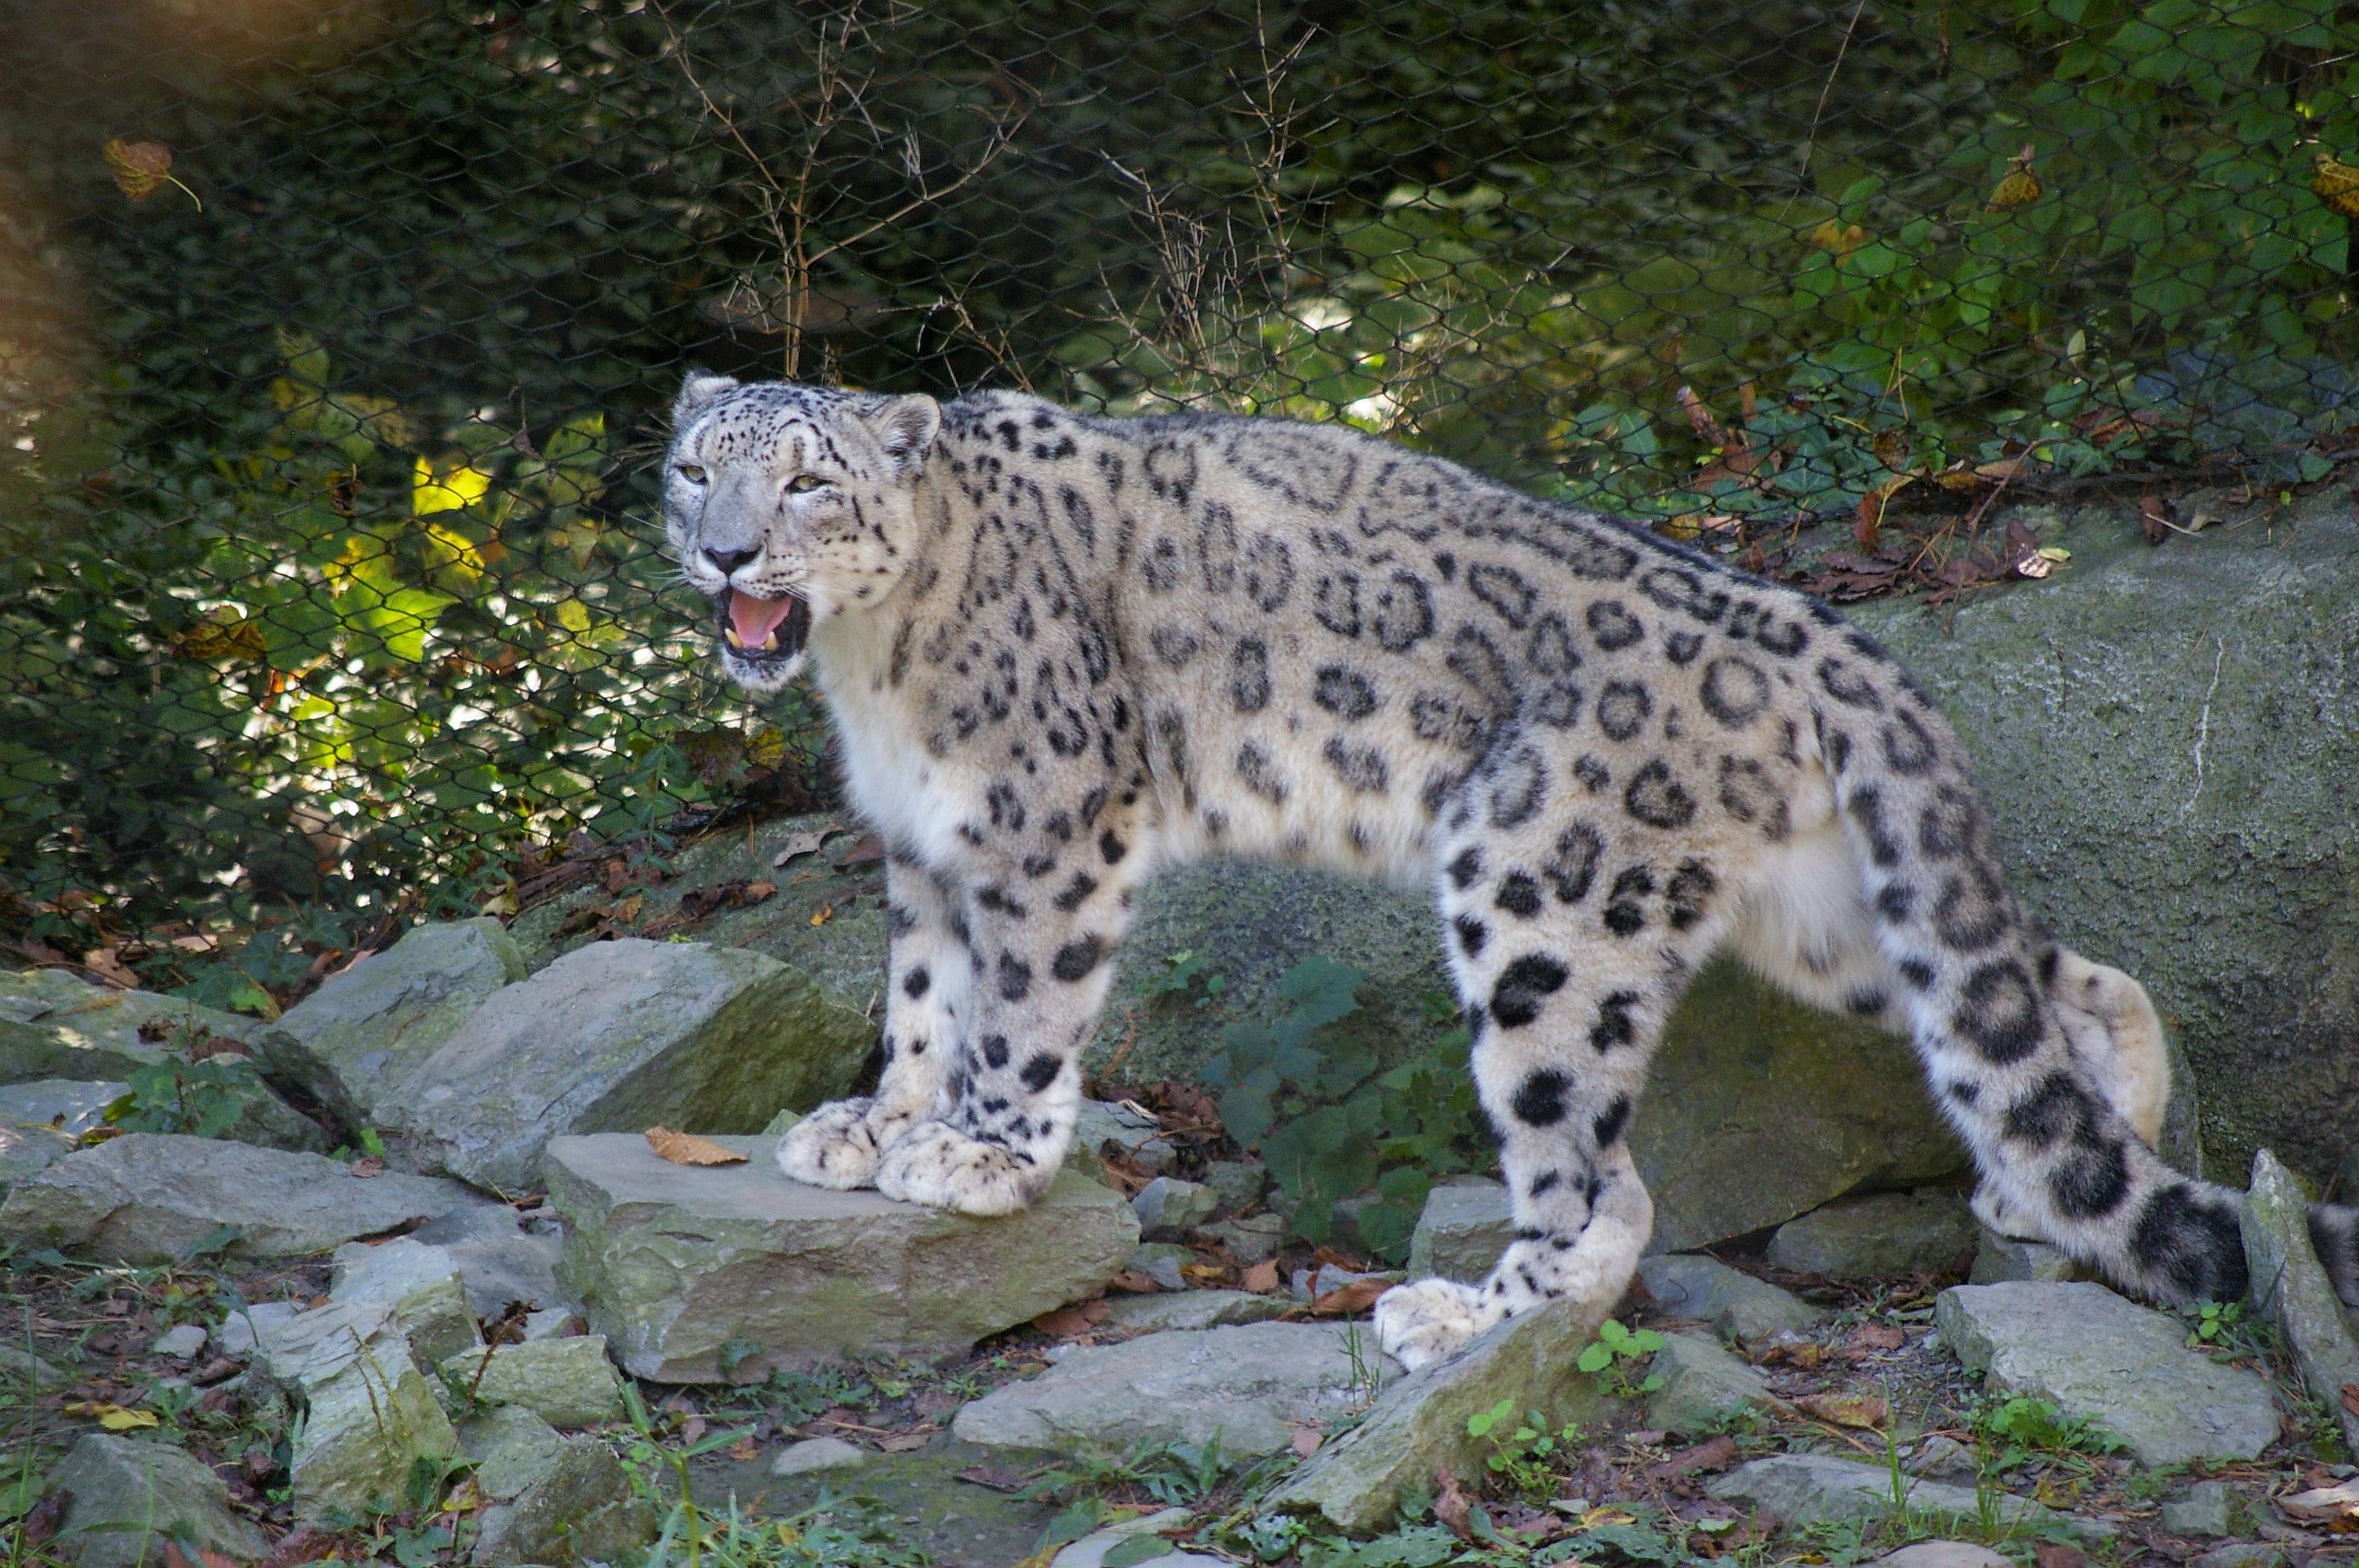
left=5, top=0, right=2357, bottom=989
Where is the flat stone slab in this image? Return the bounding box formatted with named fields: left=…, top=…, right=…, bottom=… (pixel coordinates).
left=1935, top=1282, right=2280, bottom=1466
left=383, top=938, right=871, bottom=1192
left=953, top=1321, right=1392, bottom=1457
left=1639, top=1254, right=1823, bottom=1341
left=547, top=1133, right=1138, bottom=1377
left=0, top=1078, right=122, bottom=1197
left=1270, top=1294, right=1614, bottom=1534
left=1405, top=1180, right=1514, bottom=1282
left=1768, top=1189, right=1979, bottom=1278
left=2243, top=1149, right=2359, bottom=1457
left=0, top=1133, right=477, bottom=1262
left=1707, top=1453, right=2110, bottom=1542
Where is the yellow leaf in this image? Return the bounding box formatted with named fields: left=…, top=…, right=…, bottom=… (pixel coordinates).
left=1986, top=145, right=2041, bottom=213
left=2035, top=546, right=2070, bottom=562
left=1808, top=219, right=1869, bottom=256
left=810, top=903, right=834, bottom=927
left=554, top=599, right=593, bottom=633
left=413, top=456, right=494, bottom=517
left=645, top=1127, right=748, bottom=1166
left=103, top=137, right=197, bottom=208
left=65, top=1401, right=159, bottom=1431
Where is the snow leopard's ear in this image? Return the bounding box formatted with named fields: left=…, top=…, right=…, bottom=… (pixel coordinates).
left=860, top=394, right=940, bottom=480
left=673, top=371, right=739, bottom=430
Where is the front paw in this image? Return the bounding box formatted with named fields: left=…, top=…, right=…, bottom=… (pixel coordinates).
left=874, top=1120, right=1047, bottom=1216
left=1374, top=1278, right=1503, bottom=1371
left=778, top=1098, right=903, bottom=1190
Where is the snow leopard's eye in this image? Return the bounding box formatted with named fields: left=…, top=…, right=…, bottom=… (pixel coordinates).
left=786, top=474, right=829, bottom=495
left=676, top=463, right=707, bottom=485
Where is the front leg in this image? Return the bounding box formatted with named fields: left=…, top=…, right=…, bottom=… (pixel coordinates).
left=779, top=855, right=969, bottom=1189
left=875, top=814, right=1149, bottom=1216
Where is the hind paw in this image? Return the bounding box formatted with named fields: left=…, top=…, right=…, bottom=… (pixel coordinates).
left=1373, top=1278, right=1503, bottom=1371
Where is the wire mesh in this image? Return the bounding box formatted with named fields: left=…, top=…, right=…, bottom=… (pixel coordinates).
left=4, top=0, right=2355, bottom=969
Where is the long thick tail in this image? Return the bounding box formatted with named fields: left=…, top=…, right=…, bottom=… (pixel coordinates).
left=1808, top=645, right=2252, bottom=1305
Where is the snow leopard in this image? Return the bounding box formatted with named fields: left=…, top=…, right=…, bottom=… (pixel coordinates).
left=660, top=372, right=2359, bottom=1370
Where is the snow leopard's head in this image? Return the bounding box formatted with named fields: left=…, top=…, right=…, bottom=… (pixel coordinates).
left=663, top=373, right=939, bottom=693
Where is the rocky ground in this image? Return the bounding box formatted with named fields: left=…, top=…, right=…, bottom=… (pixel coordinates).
left=2, top=485, right=2356, bottom=1567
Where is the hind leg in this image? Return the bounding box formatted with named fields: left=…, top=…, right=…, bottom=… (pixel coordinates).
left=1376, top=808, right=1724, bottom=1370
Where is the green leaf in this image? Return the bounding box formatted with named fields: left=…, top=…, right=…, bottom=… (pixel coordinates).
left=1102, top=1534, right=1176, bottom=1567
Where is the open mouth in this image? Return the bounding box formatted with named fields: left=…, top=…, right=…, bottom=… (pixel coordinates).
left=714, top=588, right=812, bottom=668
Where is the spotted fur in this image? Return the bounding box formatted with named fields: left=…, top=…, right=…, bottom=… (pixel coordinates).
left=663, top=377, right=2356, bottom=1369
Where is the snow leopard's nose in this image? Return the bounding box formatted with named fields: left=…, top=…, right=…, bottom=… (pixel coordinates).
left=704, top=546, right=761, bottom=577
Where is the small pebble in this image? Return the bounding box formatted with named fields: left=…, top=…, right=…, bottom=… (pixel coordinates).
left=769, top=1436, right=867, bottom=1477
left=149, top=1323, right=208, bottom=1359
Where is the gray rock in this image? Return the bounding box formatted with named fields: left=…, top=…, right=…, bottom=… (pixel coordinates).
left=1269, top=1294, right=1615, bottom=1534
left=43, top=1432, right=271, bottom=1568
left=441, top=1336, right=621, bottom=1428
left=769, top=1436, right=868, bottom=1476
left=1904, top=1434, right=1979, bottom=1485
left=1201, top=1160, right=1267, bottom=1212
left=546, top=1132, right=1136, bottom=1377
left=1133, top=1177, right=1219, bottom=1239
left=409, top=1203, right=565, bottom=1317
left=262, top=917, right=525, bottom=1133
left=2161, top=1479, right=2238, bottom=1537
left=1705, top=1453, right=2109, bottom=1542
left=1767, top=1190, right=1979, bottom=1278
left=1645, top=1331, right=1777, bottom=1437
left=469, top=1434, right=652, bottom=1566
left=389, top=939, right=871, bottom=1193
left=1870, top=1544, right=2013, bottom=1568
left=251, top=1304, right=462, bottom=1521
left=522, top=1308, right=574, bottom=1341
left=1969, top=1229, right=2083, bottom=1285
left=1102, top=1289, right=1291, bottom=1333
left=2242, top=1148, right=2359, bottom=1457
left=1935, top=1282, right=2280, bottom=1466
left=0, top=1120, right=73, bottom=1196
left=149, top=1323, right=206, bottom=1359
left=1204, top=1212, right=1285, bottom=1265
left=1638, top=1254, right=1824, bottom=1341
left=2191, top=1545, right=2286, bottom=1568
left=457, top=1405, right=569, bottom=1501
left=0, top=1134, right=476, bottom=1262
left=954, top=1321, right=1391, bottom=1457
left=1052, top=1508, right=1225, bottom=1568
left=1070, top=1098, right=1176, bottom=1181
left=216, top=1300, right=301, bottom=1355
left=1406, top=1180, right=1514, bottom=1283
left=0, top=970, right=264, bottom=1084
left=0, top=1342, right=73, bottom=1391
left=1846, top=498, right=2359, bottom=1183
left=0, top=1077, right=123, bottom=1138
left=1129, top=1243, right=1194, bottom=1292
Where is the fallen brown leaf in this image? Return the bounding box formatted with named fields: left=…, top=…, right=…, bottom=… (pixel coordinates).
left=1305, top=1277, right=1391, bottom=1316
left=743, top=880, right=776, bottom=902
left=20, top=1490, right=67, bottom=1549
left=260, top=1526, right=339, bottom=1568
left=834, top=832, right=887, bottom=869
left=645, top=1127, right=748, bottom=1166
left=1290, top=1427, right=1323, bottom=1457
left=1795, top=1392, right=1887, bottom=1430
left=2033, top=1542, right=2087, bottom=1568
left=1851, top=1323, right=1906, bottom=1352
left=878, top=1432, right=931, bottom=1453
left=1106, top=1270, right=1160, bottom=1294
left=771, top=828, right=838, bottom=868
left=2340, top=1382, right=2358, bottom=1420
left=953, top=1464, right=1029, bottom=1493
left=1241, top=1260, right=1281, bottom=1294
left=2281, top=1479, right=2359, bottom=1526
left=103, top=137, right=178, bottom=200
left=349, top=1157, right=385, bottom=1178
left=1434, top=1469, right=1478, bottom=1541
left=1030, top=1300, right=1110, bottom=1338
left=727, top=1437, right=761, bottom=1462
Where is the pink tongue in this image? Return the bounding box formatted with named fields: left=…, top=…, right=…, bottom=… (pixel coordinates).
left=729, top=590, right=796, bottom=648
